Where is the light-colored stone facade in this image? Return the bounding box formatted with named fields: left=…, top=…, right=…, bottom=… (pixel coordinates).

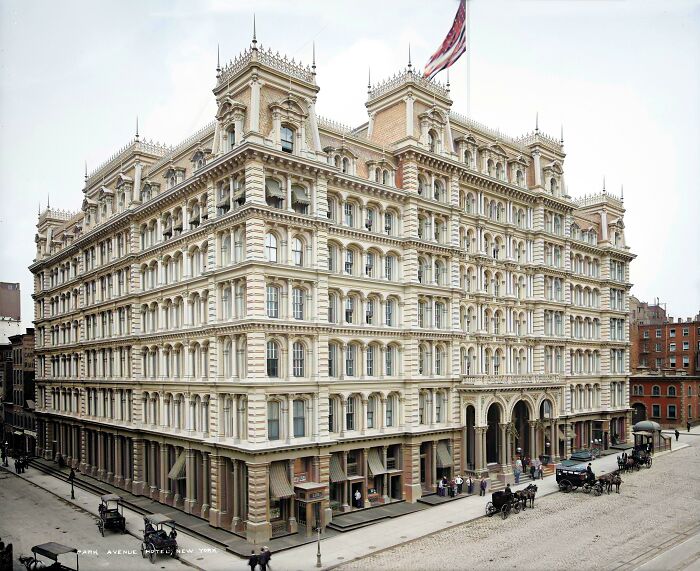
left=30, top=39, right=635, bottom=543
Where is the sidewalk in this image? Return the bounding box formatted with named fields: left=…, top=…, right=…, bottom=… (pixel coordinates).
left=3, top=436, right=690, bottom=571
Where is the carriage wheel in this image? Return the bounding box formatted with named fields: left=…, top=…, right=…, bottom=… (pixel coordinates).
left=141, top=543, right=146, bottom=559
left=593, top=484, right=602, bottom=497
left=485, top=501, right=494, bottom=517
left=148, top=543, right=156, bottom=564
left=646, top=458, right=653, bottom=468
left=582, top=483, right=591, bottom=494
left=559, top=480, right=571, bottom=493
left=501, top=504, right=509, bottom=520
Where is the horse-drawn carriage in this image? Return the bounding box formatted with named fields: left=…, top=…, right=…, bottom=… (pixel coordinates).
left=485, top=490, right=520, bottom=519
left=618, top=448, right=652, bottom=472
left=141, top=514, right=178, bottom=564
left=97, top=494, right=126, bottom=536
left=514, top=483, right=538, bottom=509
left=556, top=463, right=604, bottom=495
left=19, top=542, right=79, bottom=570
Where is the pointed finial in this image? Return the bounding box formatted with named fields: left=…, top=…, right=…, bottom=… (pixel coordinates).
left=47, top=193, right=50, bottom=209
left=446, top=67, right=450, bottom=92
left=620, top=184, right=624, bottom=201
left=252, top=14, right=257, bottom=48
left=535, top=112, right=539, bottom=133
left=135, top=116, right=140, bottom=141
left=408, top=43, right=412, bottom=71
left=367, top=67, right=371, bottom=93
left=216, top=44, right=221, bottom=76
left=602, top=176, right=606, bottom=192
left=84, top=161, right=88, bottom=182
left=38, top=202, right=41, bottom=215
left=560, top=124, right=564, bottom=144
left=312, top=42, right=316, bottom=71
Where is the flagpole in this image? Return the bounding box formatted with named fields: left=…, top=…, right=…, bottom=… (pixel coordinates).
left=466, top=0, right=470, bottom=118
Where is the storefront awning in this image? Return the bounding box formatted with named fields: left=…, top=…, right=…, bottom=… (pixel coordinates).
left=329, top=454, right=348, bottom=483
left=167, top=450, right=186, bottom=480
left=436, top=441, right=453, bottom=468
left=368, top=448, right=388, bottom=475
left=270, top=462, right=295, bottom=498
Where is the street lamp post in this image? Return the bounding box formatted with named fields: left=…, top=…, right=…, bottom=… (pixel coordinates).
left=316, top=525, right=322, bottom=568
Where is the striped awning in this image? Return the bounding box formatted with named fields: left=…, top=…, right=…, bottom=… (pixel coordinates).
left=436, top=441, right=453, bottom=468
left=292, top=187, right=310, bottom=205
left=167, top=450, right=187, bottom=480
left=367, top=448, right=388, bottom=476
left=329, top=454, right=348, bottom=483
left=266, top=179, right=285, bottom=199
left=269, top=462, right=294, bottom=498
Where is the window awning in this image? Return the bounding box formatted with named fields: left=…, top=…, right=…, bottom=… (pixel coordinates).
left=167, top=450, right=187, bottom=480
left=329, top=454, right=348, bottom=483
left=292, top=187, right=310, bottom=205
left=233, top=188, right=246, bottom=201
left=266, top=180, right=285, bottom=199
left=367, top=448, right=388, bottom=476
left=436, top=441, right=453, bottom=468
left=270, top=462, right=295, bottom=498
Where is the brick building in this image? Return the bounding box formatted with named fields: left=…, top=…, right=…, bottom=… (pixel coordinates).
left=1, top=329, right=36, bottom=455
left=0, top=283, right=21, bottom=345
left=632, top=309, right=700, bottom=375
left=630, top=371, right=700, bottom=428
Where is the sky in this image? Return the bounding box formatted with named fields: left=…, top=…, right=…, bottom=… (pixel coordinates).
left=1, top=0, right=699, bottom=328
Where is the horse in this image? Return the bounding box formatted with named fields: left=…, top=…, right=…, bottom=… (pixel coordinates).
left=613, top=473, right=623, bottom=493
left=18, top=555, right=47, bottom=570
left=523, top=483, right=538, bottom=508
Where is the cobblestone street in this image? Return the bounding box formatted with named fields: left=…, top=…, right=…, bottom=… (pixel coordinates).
left=340, top=438, right=700, bottom=571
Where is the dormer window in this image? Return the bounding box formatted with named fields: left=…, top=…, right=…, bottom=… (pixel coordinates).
left=142, top=185, right=151, bottom=201
left=193, top=151, right=206, bottom=170
left=428, top=130, right=438, bottom=153
left=228, top=127, right=236, bottom=151
left=281, top=126, right=294, bottom=153
left=342, top=157, right=350, bottom=174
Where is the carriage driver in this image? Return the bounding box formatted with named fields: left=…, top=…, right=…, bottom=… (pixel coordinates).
left=586, top=463, right=595, bottom=483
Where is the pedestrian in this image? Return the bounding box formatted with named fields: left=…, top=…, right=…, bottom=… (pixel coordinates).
left=514, top=469, right=520, bottom=484
left=529, top=463, right=535, bottom=480
left=354, top=489, right=362, bottom=508
left=247, top=550, right=258, bottom=571
left=437, top=478, right=444, bottom=497
left=467, top=476, right=474, bottom=495
left=688, top=421, right=692, bottom=432
left=479, top=477, right=487, bottom=496
left=455, top=474, right=463, bottom=494
left=69, top=468, right=76, bottom=483
left=259, top=547, right=270, bottom=571
left=538, top=463, right=544, bottom=480
left=675, top=429, right=680, bottom=442
left=14, top=459, right=18, bottom=474
left=263, top=546, right=272, bottom=570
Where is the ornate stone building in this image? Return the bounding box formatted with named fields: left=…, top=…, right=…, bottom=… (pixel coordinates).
left=30, top=37, right=634, bottom=542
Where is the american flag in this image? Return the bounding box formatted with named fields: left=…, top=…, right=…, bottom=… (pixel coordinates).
left=423, top=0, right=467, bottom=81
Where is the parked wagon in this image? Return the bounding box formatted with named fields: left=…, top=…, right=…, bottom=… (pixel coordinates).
left=141, top=514, right=178, bottom=564
left=19, top=542, right=79, bottom=571
left=97, top=494, right=126, bottom=536
left=485, top=490, right=519, bottom=519
left=556, top=463, right=603, bottom=495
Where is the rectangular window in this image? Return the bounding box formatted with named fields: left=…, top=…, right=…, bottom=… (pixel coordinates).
left=683, top=341, right=689, bottom=351
left=668, top=405, right=677, bottom=419
left=670, top=343, right=676, bottom=351
left=655, top=343, right=661, bottom=352
left=385, top=301, right=393, bottom=326
left=267, top=402, right=280, bottom=440
left=346, top=398, right=355, bottom=431
left=670, top=356, right=677, bottom=367
left=266, top=286, right=279, bottom=318
left=344, top=203, right=354, bottom=227
left=683, top=327, right=689, bottom=336
left=670, top=328, right=676, bottom=337
left=656, top=357, right=663, bottom=368
left=656, top=329, right=662, bottom=338
left=366, top=346, right=374, bottom=376
left=386, top=397, right=393, bottom=427
left=293, top=400, right=305, bottom=437
left=652, top=404, right=660, bottom=418
left=292, top=288, right=304, bottom=320
left=329, top=344, right=337, bottom=378
left=643, top=330, right=649, bottom=339
left=683, top=356, right=690, bottom=367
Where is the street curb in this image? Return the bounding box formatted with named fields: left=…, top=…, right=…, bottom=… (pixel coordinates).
left=0, top=465, right=206, bottom=571
left=322, top=443, right=689, bottom=571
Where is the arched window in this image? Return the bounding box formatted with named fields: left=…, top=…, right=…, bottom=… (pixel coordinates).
left=428, top=130, right=438, bottom=153
left=292, top=237, right=303, bottom=266
left=281, top=126, right=294, bottom=153
left=266, top=341, right=279, bottom=377
left=385, top=393, right=396, bottom=426
left=292, top=341, right=305, bottom=377
left=342, top=157, right=350, bottom=174
left=652, top=385, right=660, bottom=396
left=386, top=345, right=396, bottom=375
left=668, top=385, right=676, bottom=397
left=227, top=126, right=236, bottom=150
left=346, top=344, right=356, bottom=376
left=385, top=298, right=395, bottom=327
left=265, top=233, right=278, bottom=262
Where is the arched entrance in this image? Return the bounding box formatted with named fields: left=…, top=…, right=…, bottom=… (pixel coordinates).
left=632, top=403, right=647, bottom=424
left=511, top=401, right=531, bottom=460
left=486, top=403, right=502, bottom=464
left=464, top=405, right=476, bottom=470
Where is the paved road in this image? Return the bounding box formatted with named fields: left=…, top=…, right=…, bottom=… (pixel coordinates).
left=339, top=433, right=700, bottom=571
left=0, top=470, right=187, bottom=570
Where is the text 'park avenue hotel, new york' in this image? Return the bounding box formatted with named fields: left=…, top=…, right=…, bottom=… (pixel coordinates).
left=30, top=33, right=635, bottom=542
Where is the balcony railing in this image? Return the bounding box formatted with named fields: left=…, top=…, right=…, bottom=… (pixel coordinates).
left=461, top=373, right=564, bottom=387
